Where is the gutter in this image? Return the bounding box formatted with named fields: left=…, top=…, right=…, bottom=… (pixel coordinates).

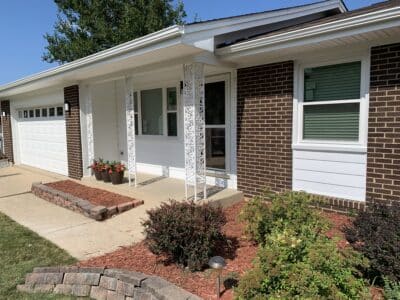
left=0, top=25, right=183, bottom=93
left=217, top=6, right=400, bottom=56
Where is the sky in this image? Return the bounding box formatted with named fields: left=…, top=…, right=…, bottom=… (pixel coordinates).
left=0, top=0, right=385, bottom=85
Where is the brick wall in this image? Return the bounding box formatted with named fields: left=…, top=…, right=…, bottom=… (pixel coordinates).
left=237, top=61, right=293, bottom=198
left=367, top=43, right=400, bottom=206
left=64, top=85, right=83, bottom=179
left=0, top=100, right=14, bottom=162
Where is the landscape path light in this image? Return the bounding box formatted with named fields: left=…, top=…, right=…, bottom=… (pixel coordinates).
left=208, top=256, right=226, bottom=300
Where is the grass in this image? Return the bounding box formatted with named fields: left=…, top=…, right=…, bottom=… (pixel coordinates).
left=0, top=212, right=83, bottom=299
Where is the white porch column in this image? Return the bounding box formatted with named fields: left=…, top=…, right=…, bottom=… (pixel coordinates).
left=124, top=76, right=137, bottom=186
left=86, top=85, right=95, bottom=168
left=183, top=63, right=207, bottom=200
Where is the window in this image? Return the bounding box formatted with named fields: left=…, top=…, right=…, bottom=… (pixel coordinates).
left=42, top=108, right=48, bottom=117
left=23, top=110, right=28, bottom=118
left=35, top=109, right=41, bottom=118
left=141, top=88, right=163, bottom=135
left=167, top=87, right=177, bottom=136
left=302, top=61, right=361, bottom=142
left=49, top=107, right=55, bottom=117
left=205, top=81, right=226, bottom=170
left=29, top=110, right=34, bottom=118
left=57, top=106, right=64, bottom=116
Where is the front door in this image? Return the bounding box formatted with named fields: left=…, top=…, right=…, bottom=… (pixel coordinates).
left=205, top=78, right=228, bottom=171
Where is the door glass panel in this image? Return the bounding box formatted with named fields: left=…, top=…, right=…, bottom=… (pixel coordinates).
left=206, top=128, right=225, bottom=170
left=205, top=82, right=225, bottom=125
left=205, top=80, right=226, bottom=170
left=141, top=88, right=163, bottom=135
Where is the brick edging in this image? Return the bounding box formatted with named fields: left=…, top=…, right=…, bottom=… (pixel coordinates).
left=31, top=182, right=143, bottom=221
left=18, top=266, right=202, bottom=300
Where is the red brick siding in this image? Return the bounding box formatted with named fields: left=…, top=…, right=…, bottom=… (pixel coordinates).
left=64, top=85, right=83, bottom=179
left=367, top=43, right=400, bottom=206
left=237, top=61, right=293, bottom=198
left=0, top=100, right=14, bottom=162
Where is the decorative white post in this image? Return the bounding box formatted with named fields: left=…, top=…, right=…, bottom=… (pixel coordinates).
left=124, top=77, right=137, bottom=186
left=183, top=63, right=207, bottom=200
left=86, top=85, right=95, bottom=170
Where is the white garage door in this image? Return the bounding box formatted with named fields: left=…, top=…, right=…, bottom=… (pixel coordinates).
left=17, top=106, right=68, bottom=175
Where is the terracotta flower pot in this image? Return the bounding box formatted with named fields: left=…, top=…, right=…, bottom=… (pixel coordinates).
left=111, top=171, right=124, bottom=185
left=102, top=169, right=111, bottom=182
left=94, top=169, right=103, bottom=181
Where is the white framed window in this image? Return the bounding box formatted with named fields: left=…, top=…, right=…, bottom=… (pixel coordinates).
left=295, top=57, right=369, bottom=149
left=17, top=105, right=64, bottom=120
left=133, top=85, right=179, bottom=137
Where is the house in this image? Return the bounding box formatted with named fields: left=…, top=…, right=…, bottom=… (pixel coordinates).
left=0, top=0, right=399, bottom=209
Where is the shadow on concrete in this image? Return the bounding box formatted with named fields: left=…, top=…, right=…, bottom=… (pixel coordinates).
left=0, top=173, right=21, bottom=179
left=0, top=191, right=31, bottom=199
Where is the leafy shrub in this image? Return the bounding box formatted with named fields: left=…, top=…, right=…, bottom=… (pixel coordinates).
left=142, top=200, right=226, bottom=271
left=345, top=203, right=400, bottom=283
left=384, top=277, right=400, bottom=300
left=239, top=191, right=325, bottom=244
left=236, top=191, right=369, bottom=299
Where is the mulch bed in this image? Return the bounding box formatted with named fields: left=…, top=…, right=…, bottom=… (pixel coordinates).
left=46, top=180, right=139, bottom=208
left=78, top=202, right=382, bottom=299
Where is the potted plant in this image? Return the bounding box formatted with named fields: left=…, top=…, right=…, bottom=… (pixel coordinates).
left=88, top=158, right=104, bottom=181
left=109, top=161, right=126, bottom=185
left=101, top=161, right=111, bottom=183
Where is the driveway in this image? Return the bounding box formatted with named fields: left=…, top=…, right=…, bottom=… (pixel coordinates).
left=0, top=165, right=147, bottom=260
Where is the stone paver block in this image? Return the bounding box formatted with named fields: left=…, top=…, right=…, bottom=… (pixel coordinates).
left=90, top=286, right=108, bottom=300
left=106, top=290, right=125, bottom=300
left=54, top=284, right=72, bottom=295
left=100, top=275, right=118, bottom=290
left=105, top=269, right=147, bottom=286
left=117, top=202, right=133, bottom=213
left=90, top=206, right=107, bottom=220
left=116, top=280, right=135, bottom=296
left=17, top=284, right=34, bottom=293
left=33, top=266, right=60, bottom=273
left=134, top=290, right=154, bottom=300
left=64, top=272, right=100, bottom=285
left=25, top=272, right=63, bottom=285
left=34, top=284, right=55, bottom=293
left=141, top=276, right=170, bottom=295
left=59, top=266, right=79, bottom=273
left=71, top=284, right=91, bottom=297
left=132, top=200, right=144, bottom=207
left=79, top=266, right=105, bottom=274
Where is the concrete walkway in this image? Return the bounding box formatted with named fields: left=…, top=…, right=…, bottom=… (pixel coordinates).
left=0, top=165, right=243, bottom=260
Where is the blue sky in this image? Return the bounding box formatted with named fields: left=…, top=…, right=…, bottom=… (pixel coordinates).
left=0, top=0, right=384, bottom=85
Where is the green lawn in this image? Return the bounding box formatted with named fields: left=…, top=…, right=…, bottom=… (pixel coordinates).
left=0, top=212, right=82, bottom=299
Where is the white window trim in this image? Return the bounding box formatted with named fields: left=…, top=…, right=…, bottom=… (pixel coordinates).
left=134, top=83, right=180, bottom=139
left=293, top=54, right=370, bottom=153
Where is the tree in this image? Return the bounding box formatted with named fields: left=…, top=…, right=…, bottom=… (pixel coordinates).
left=43, top=0, right=186, bottom=64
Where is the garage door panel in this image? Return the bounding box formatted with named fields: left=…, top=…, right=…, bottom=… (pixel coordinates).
left=18, top=119, right=68, bottom=176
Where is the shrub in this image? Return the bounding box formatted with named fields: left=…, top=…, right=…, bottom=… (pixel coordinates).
left=239, top=191, right=326, bottom=244
left=383, top=277, right=400, bottom=300
left=236, top=191, right=369, bottom=299
left=236, top=225, right=369, bottom=299
left=345, top=203, right=400, bottom=283
left=142, top=200, right=226, bottom=271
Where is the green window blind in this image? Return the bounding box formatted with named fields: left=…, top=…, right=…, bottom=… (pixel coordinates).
left=304, top=62, right=361, bottom=102
left=303, top=103, right=360, bottom=140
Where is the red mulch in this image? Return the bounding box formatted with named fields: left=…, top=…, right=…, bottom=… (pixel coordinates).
left=79, top=201, right=257, bottom=299
left=78, top=203, right=383, bottom=299
left=46, top=180, right=140, bottom=208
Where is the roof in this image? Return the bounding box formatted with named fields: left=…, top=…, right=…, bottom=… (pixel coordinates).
left=187, top=0, right=347, bottom=25
left=220, top=0, right=392, bottom=47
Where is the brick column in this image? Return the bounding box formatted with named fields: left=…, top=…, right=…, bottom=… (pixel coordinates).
left=367, top=43, right=400, bottom=206
left=64, top=85, right=83, bottom=179
left=0, top=100, right=14, bottom=162
left=237, top=61, right=293, bottom=198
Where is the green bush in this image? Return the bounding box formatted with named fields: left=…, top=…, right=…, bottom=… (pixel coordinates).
left=236, top=191, right=369, bottom=299
left=384, top=277, right=400, bottom=300
left=142, top=200, right=226, bottom=271
left=239, top=191, right=326, bottom=244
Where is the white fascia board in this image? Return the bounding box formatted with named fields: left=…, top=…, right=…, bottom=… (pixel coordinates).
left=0, top=25, right=183, bottom=95
left=217, top=6, right=400, bottom=57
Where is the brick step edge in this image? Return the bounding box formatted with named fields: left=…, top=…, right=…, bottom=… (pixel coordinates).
left=17, top=266, right=202, bottom=300
left=31, top=182, right=144, bottom=221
